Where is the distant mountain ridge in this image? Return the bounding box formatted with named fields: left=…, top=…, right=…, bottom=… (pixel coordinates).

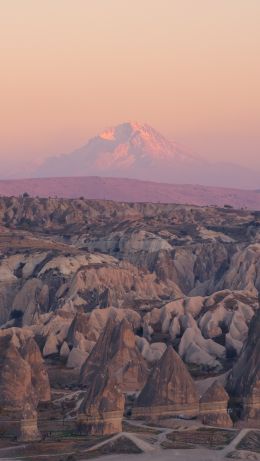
left=33, top=122, right=260, bottom=189
left=0, top=176, right=260, bottom=210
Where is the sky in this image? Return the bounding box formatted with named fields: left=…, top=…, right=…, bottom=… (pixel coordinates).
left=0, top=0, right=260, bottom=176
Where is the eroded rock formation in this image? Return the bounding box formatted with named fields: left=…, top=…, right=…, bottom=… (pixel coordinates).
left=132, top=346, right=199, bottom=420
left=199, top=381, right=233, bottom=427
left=0, top=328, right=50, bottom=440
left=78, top=367, right=125, bottom=435
left=0, top=196, right=259, bottom=434
left=80, top=317, right=148, bottom=393
left=228, top=307, right=260, bottom=421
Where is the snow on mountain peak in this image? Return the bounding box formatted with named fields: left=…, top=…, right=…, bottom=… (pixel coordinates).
left=98, top=122, right=182, bottom=160
left=34, top=122, right=202, bottom=181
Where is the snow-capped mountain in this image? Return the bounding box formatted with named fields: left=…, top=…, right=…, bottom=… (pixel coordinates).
left=31, top=122, right=260, bottom=189
left=35, top=122, right=199, bottom=180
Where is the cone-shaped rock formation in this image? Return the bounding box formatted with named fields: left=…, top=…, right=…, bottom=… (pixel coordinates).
left=78, top=366, right=125, bottom=435
left=199, top=381, right=233, bottom=427
left=80, top=317, right=148, bottom=393
left=0, top=328, right=50, bottom=441
left=228, top=306, right=260, bottom=421
left=132, top=345, right=199, bottom=420
left=78, top=317, right=149, bottom=434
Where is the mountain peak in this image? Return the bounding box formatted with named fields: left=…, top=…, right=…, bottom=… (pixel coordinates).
left=99, top=121, right=146, bottom=140
left=34, top=121, right=200, bottom=181
left=97, top=121, right=180, bottom=160
left=33, top=122, right=260, bottom=189
left=99, top=121, right=164, bottom=139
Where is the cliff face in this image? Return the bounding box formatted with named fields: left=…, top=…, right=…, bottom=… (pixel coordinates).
left=228, top=308, right=260, bottom=420
left=133, top=346, right=199, bottom=420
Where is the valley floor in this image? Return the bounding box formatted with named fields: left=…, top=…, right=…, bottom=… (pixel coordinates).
left=0, top=420, right=259, bottom=461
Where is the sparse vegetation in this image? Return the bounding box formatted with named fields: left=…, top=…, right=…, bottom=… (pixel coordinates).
left=237, top=431, right=260, bottom=453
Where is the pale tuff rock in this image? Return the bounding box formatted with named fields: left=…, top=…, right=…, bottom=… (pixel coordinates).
left=178, top=327, right=225, bottom=369
left=219, top=244, right=260, bottom=294
left=87, top=229, right=173, bottom=256
left=43, top=332, right=59, bottom=357
left=60, top=340, right=70, bottom=359
left=67, top=307, right=141, bottom=344
left=142, top=290, right=257, bottom=366
left=67, top=261, right=179, bottom=310
left=135, top=336, right=166, bottom=364
left=66, top=347, right=89, bottom=369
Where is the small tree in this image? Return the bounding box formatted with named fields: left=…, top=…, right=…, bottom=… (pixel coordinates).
left=10, top=309, right=24, bottom=327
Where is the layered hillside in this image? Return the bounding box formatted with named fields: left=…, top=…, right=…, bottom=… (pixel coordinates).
left=1, top=176, right=260, bottom=209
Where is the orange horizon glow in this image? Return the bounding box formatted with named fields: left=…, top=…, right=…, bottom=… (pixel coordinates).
left=0, top=0, right=260, bottom=172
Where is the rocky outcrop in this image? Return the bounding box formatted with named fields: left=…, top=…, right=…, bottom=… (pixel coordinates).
left=77, top=315, right=147, bottom=435
left=0, top=328, right=50, bottom=440
left=80, top=318, right=148, bottom=393
left=136, top=337, right=166, bottom=364
left=132, top=346, right=199, bottom=420
left=77, top=367, right=125, bottom=435
left=143, top=290, right=257, bottom=369
left=68, top=260, right=180, bottom=310
left=228, top=307, right=260, bottom=421
left=21, top=336, right=51, bottom=402
left=199, top=381, right=233, bottom=427
left=178, top=326, right=225, bottom=370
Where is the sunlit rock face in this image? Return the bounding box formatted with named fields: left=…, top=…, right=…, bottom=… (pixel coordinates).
left=80, top=317, right=148, bottom=393
left=78, top=367, right=125, bottom=435
left=77, top=317, right=150, bottom=435
left=0, top=328, right=50, bottom=440
left=132, top=346, right=199, bottom=420
left=199, top=381, right=233, bottom=428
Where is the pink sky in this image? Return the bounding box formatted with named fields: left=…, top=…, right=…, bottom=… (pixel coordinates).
left=0, top=0, right=259, bottom=174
